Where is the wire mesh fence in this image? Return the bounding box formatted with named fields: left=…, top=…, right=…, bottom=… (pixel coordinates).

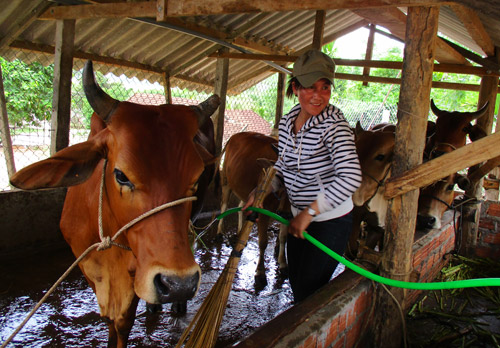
left=0, top=49, right=488, bottom=192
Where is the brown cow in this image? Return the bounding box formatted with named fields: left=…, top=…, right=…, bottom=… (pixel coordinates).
left=348, top=122, right=395, bottom=257
left=9, top=61, right=220, bottom=348
left=417, top=99, right=489, bottom=229
left=216, top=132, right=289, bottom=280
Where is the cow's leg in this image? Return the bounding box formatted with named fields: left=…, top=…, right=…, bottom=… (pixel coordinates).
left=346, top=207, right=363, bottom=259
left=114, top=296, right=139, bottom=348
left=104, top=295, right=139, bottom=348
left=216, top=183, right=231, bottom=236
left=255, top=214, right=270, bottom=280
left=277, top=224, right=288, bottom=270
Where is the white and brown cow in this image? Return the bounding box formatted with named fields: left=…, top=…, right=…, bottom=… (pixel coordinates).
left=348, top=122, right=396, bottom=257
left=10, top=61, right=219, bottom=348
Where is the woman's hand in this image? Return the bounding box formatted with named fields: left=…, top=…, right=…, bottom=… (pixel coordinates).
left=288, top=209, right=313, bottom=239
left=241, top=188, right=258, bottom=216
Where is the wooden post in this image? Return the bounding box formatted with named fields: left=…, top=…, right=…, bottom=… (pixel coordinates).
left=312, top=10, right=325, bottom=50
left=163, top=71, right=172, bottom=104
left=50, top=19, right=75, bottom=155
left=272, top=72, right=286, bottom=137
left=0, top=64, right=16, bottom=179
left=460, top=51, right=499, bottom=255
left=213, top=47, right=229, bottom=154
left=362, top=24, right=376, bottom=86
left=372, top=6, right=439, bottom=348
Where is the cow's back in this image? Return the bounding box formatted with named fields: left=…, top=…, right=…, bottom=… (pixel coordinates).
left=223, top=132, right=277, bottom=201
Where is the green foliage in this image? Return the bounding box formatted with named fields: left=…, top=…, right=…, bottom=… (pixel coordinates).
left=1, top=58, right=54, bottom=127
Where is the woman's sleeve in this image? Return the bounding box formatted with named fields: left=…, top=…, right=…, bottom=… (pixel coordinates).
left=318, top=119, right=362, bottom=211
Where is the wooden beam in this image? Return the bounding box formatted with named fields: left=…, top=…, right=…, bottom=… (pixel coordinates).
left=10, top=40, right=165, bottom=73
left=384, top=131, right=500, bottom=199
left=450, top=4, right=495, bottom=57
left=163, top=71, right=172, bottom=104
left=40, top=0, right=451, bottom=20
left=459, top=56, right=500, bottom=256
left=373, top=6, right=440, bottom=348
left=273, top=72, right=286, bottom=136
left=0, top=64, right=16, bottom=179
left=441, top=37, right=500, bottom=73
left=206, top=53, right=500, bottom=77
left=312, top=10, right=326, bottom=50
left=40, top=2, right=157, bottom=20
left=50, top=19, right=75, bottom=155
left=362, top=24, right=376, bottom=86
left=213, top=48, right=229, bottom=154
left=468, top=155, right=500, bottom=183
left=336, top=72, right=491, bottom=92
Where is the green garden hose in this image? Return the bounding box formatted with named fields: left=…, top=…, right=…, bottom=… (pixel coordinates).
left=217, top=206, right=500, bottom=290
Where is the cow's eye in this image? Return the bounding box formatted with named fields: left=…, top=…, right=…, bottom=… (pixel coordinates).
left=375, top=154, right=385, bottom=161
left=114, top=169, right=134, bottom=190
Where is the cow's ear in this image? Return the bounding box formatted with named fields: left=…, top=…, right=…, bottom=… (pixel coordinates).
left=355, top=121, right=364, bottom=136
left=10, top=138, right=106, bottom=190
left=464, top=124, right=486, bottom=142
left=194, top=143, right=217, bottom=166
left=455, top=174, right=471, bottom=191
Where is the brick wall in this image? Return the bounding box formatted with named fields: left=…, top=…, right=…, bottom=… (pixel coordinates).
left=476, top=200, right=500, bottom=258
left=235, top=213, right=458, bottom=348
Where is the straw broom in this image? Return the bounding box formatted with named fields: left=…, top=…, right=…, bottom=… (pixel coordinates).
left=175, top=166, right=277, bottom=348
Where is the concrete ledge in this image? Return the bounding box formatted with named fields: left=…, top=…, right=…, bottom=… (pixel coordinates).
left=0, top=188, right=67, bottom=260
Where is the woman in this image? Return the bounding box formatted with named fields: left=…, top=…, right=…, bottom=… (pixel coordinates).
left=244, top=50, right=362, bottom=302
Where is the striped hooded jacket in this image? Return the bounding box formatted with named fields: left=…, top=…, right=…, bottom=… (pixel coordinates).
left=274, top=103, right=362, bottom=221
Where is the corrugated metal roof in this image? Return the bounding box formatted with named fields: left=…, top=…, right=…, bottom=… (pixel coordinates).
left=1, top=0, right=499, bottom=95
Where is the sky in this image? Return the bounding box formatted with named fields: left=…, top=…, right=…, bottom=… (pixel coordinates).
left=332, top=27, right=404, bottom=60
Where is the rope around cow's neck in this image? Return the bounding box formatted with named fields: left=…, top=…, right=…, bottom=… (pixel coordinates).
left=0, top=159, right=196, bottom=348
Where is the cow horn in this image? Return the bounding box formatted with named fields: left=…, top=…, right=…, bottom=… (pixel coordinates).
left=469, top=100, right=489, bottom=120
left=190, top=95, right=221, bottom=127
left=82, top=60, right=119, bottom=123
left=430, top=99, right=444, bottom=117
left=431, top=99, right=490, bottom=121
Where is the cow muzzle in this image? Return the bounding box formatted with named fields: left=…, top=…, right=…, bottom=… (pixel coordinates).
left=416, top=213, right=440, bottom=230
left=153, top=270, right=201, bottom=303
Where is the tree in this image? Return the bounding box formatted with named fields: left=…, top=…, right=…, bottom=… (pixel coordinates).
left=0, top=58, right=54, bottom=127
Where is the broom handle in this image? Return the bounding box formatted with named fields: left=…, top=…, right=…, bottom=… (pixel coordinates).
left=233, top=166, right=276, bottom=253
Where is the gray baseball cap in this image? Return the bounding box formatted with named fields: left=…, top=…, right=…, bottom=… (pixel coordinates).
left=292, top=50, right=335, bottom=88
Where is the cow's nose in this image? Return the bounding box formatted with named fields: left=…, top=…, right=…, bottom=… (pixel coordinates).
left=153, top=271, right=200, bottom=303
left=417, top=215, right=436, bottom=230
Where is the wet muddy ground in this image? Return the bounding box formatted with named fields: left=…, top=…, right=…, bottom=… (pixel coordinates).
left=0, top=218, right=294, bottom=347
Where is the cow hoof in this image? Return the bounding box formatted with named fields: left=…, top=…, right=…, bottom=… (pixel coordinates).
left=171, top=301, right=187, bottom=316
left=278, top=266, right=289, bottom=278
left=254, top=274, right=268, bottom=291
left=214, top=233, right=224, bottom=243
left=146, top=303, right=162, bottom=314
